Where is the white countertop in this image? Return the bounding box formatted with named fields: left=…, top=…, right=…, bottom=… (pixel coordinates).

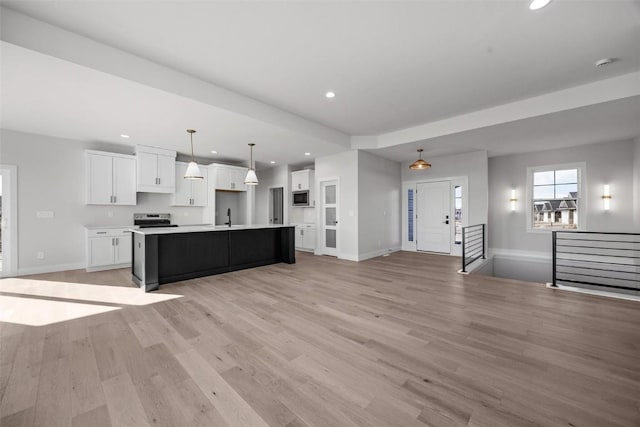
left=130, top=224, right=294, bottom=235
left=85, top=225, right=139, bottom=230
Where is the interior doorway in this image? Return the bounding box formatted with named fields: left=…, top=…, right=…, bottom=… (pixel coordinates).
left=416, top=180, right=451, bottom=253
left=320, top=179, right=338, bottom=256
left=269, top=186, right=284, bottom=224
left=0, top=165, right=18, bottom=277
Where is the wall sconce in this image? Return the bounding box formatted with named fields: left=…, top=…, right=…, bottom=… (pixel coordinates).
left=510, top=189, right=517, bottom=211
left=602, top=184, right=611, bottom=210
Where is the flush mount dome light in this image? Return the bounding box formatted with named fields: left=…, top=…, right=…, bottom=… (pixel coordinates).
left=595, top=58, right=615, bottom=67
left=325, top=91, right=336, bottom=99
left=120, top=134, right=130, bottom=138
left=529, top=0, right=552, bottom=10
left=409, top=149, right=431, bottom=170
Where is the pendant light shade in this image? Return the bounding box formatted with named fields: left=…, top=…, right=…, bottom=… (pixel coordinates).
left=184, top=129, right=204, bottom=179
left=244, top=143, right=259, bottom=185
left=409, top=148, right=431, bottom=170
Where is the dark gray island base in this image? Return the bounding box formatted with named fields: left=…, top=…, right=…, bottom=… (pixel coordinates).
left=131, top=225, right=296, bottom=292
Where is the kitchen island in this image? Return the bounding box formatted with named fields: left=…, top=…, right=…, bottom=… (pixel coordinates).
left=130, top=225, right=295, bottom=292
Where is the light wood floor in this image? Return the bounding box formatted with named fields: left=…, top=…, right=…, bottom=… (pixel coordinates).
left=1, top=251, right=639, bottom=427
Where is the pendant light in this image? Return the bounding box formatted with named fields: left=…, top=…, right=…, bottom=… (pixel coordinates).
left=409, top=148, right=431, bottom=170
left=184, top=129, right=204, bottom=179
left=244, top=143, right=259, bottom=185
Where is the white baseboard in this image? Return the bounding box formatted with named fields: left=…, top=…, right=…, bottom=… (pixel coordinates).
left=17, top=262, right=86, bottom=276
left=86, top=263, right=131, bottom=273
left=490, top=248, right=551, bottom=263
left=357, top=246, right=402, bottom=262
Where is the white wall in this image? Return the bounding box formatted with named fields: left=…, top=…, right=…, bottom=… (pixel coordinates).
left=314, top=150, right=359, bottom=260
left=488, top=139, right=638, bottom=258
left=358, top=151, right=401, bottom=259
left=0, top=129, right=208, bottom=274
left=634, top=137, right=640, bottom=228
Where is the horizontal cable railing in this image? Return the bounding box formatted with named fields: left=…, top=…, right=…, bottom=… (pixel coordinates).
left=462, top=224, right=485, bottom=273
left=551, top=231, right=640, bottom=291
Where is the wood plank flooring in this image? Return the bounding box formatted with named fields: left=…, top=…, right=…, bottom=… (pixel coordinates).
left=1, top=251, right=639, bottom=426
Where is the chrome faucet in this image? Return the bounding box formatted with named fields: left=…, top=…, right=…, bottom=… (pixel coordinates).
left=225, top=208, right=231, bottom=227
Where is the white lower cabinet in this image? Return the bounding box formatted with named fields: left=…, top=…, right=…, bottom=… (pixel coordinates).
left=86, top=227, right=134, bottom=271
left=295, top=225, right=316, bottom=252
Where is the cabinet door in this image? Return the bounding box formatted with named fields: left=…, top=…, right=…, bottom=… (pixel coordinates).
left=156, top=154, right=176, bottom=191
left=291, top=172, right=303, bottom=191
left=137, top=152, right=158, bottom=188
left=87, top=153, right=113, bottom=204
left=304, top=228, right=316, bottom=250
left=233, top=168, right=247, bottom=191
left=114, top=235, right=132, bottom=264
left=216, top=166, right=231, bottom=190
left=89, top=237, right=114, bottom=267
left=113, top=156, right=137, bottom=205
left=191, top=167, right=208, bottom=206
left=172, top=163, right=192, bottom=206
left=295, top=228, right=303, bottom=248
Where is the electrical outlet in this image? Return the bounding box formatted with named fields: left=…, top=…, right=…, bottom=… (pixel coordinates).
left=36, top=251, right=45, bottom=260
left=107, top=211, right=114, bottom=217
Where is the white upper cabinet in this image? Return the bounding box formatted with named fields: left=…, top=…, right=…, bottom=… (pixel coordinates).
left=291, top=169, right=313, bottom=191
left=172, top=162, right=208, bottom=206
left=86, top=150, right=136, bottom=205
left=211, top=164, right=247, bottom=192
left=136, top=145, right=176, bottom=193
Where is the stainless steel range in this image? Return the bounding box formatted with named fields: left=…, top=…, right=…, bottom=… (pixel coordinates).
left=133, top=213, right=177, bottom=228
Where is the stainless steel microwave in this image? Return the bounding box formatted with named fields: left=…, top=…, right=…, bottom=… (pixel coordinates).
left=292, top=190, right=310, bottom=207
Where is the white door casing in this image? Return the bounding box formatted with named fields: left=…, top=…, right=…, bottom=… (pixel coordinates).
left=0, top=165, right=18, bottom=277
left=416, top=181, right=451, bottom=253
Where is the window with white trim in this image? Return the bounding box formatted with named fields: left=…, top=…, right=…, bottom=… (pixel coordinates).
left=528, top=164, right=584, bottom=231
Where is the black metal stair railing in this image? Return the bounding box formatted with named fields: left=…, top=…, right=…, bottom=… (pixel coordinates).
left=551, top=231, right=640, bottom=291
left=462, top=224, right=485, bottom=273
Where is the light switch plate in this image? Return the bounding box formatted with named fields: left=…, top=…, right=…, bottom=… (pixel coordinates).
left=36, top=211, right=54, bottom=219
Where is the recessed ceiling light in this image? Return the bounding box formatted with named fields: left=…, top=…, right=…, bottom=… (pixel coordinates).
left=120, top=134, right=130, bottom=138
left=270, top=161, right=276, bottom=164
left=325, top=91, right=336, bottom=99
left=595, top=58, right=615, bottom=67
left=529, top=0, right=551, bottom=10
left=304, top=152, right=311, bottom=156
left=211, top=150, right=217, bottom=154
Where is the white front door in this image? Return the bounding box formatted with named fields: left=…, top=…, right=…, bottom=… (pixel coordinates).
left=416, top=181, right=451, bottom=253
left=321, top=180, right=338, bottom=256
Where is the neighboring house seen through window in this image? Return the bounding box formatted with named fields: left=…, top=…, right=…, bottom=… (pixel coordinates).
left=529, top=165, right=583, bottom=231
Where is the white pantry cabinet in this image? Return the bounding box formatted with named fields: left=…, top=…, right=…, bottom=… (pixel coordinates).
left=172, top=162, right=208, bottom=206
left=291, top=169, right=313, bottom=191
left=211, top=164, right=247, bottom=191
left=295, top=224, right=316, bottom=252
left=85, top=227, right=133, bottom=271
left=136, top=145, right=176, bottom=193
left=86, top=151, right=137, bottom=205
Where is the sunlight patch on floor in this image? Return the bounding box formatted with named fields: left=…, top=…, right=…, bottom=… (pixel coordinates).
left=0, top=278, right=182, bottom=306
left=0, top=294, right=120, bottom=326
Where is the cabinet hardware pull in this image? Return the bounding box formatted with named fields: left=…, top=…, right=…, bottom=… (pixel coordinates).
left=113, top=195, right=116, bottom=203
left=112, top=238, right=115, bottom=246
left=115, top=238, right=118, bottom=246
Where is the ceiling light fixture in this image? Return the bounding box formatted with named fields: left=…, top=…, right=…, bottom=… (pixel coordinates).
left=529, top=0, right=551, bottom=10
left=409, top=149, right=431, bottom=170
left=120, top=134, right=130, bottom=138
left=325, top=91, right=336, bottom=99
left=244, top=143, right=259, bottom=185
left=184, top=129, right=204, bottom=180
left=304, top=152, right=311, bottom=156
left=211, top=150, right=217, bottom=154
left=270, top=161, right=276, bottom=164
left=595, top=58, right=614, bottom=67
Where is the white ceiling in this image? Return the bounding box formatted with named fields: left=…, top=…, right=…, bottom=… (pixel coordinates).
left=0, top=42, right=346, bottom=168
left=1, top=1, right=639, bottom=165
left=373, top=95, right=640, bottom=162
left=3, top=0, right=640, bottom=136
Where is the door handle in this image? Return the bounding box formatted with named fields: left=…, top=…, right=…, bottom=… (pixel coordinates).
left=334, top=221, right=338, bottom=224
left=443, top=220, right=449, bottom=224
